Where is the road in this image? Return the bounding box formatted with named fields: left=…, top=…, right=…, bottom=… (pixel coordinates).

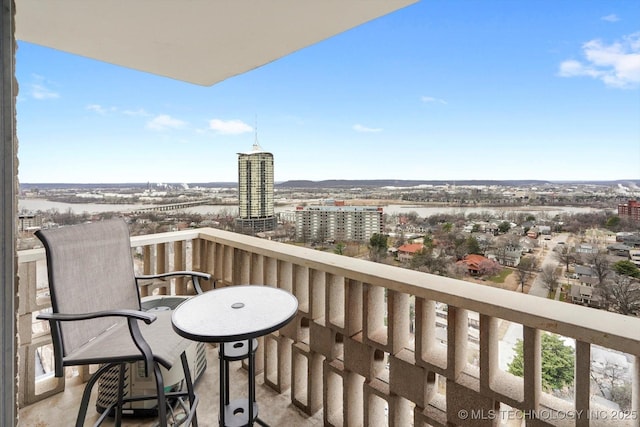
left=499, top=233, right=569, bottom=370
left=527, top=233, right=569, bottom=298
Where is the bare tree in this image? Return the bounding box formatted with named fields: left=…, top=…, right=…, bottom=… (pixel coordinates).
left=489, top=234, right=520, bottom=265
left=585, top=251, right=610, bottom=287
left=516, top=256, right=538, bottom=293
left=597, top=274, right=640, bottom=316
left=540, top=265, right=560, bottom=293
left=554, top=245, right=576, bottom=273
left=478, top=259, right=501, bottom=277
left=590, top=359, right=631, bottom=411
left=445, top=260, right=469, bottom=279
left=412, top=248, right=451, bottom=276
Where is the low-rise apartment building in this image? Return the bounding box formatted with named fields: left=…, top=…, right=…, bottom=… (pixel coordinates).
left=618, top=199, right=640, bottom=221
left=295, top=205, right=383, bottom=242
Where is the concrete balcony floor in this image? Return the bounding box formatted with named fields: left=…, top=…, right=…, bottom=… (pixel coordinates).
left=19, top=343, right=323, bottom=427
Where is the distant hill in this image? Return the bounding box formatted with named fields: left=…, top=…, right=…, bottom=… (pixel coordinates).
left=20, top=179, right=640, bottom=191
left=19, top=182, right=237, bottom=190
left=275, top=179, right=640, bottom=188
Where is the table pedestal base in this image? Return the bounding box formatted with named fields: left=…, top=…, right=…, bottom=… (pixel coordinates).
left=171, top=286, right=297, bottom=427
left=220, top=399, right=259, bottom=427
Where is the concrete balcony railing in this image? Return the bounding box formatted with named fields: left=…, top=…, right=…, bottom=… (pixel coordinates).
left=17, top=227, right=640, bottom=426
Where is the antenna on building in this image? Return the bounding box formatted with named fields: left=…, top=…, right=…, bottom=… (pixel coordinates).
left=252, top=114, right=262, bottom=151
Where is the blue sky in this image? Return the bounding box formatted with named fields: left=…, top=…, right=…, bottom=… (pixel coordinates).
left=16, top=1, right=640, bottom=184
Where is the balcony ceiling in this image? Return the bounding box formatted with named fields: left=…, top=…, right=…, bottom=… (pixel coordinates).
left=15, top=0, right=417, bottom=86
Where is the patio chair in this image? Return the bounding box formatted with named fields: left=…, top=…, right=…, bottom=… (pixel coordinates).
left=35, top=219, right=210, bottom=427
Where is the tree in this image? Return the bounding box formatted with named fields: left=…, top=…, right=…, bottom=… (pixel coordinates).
left=334, top=242, right=345, bottom=255
left=368, top=233, right=388, bottom=263
left=585, top=251, right=610, bottom=286
left=451, top=233, right=468, bottom=260
left=316, top=223, right=329, bottom=244
left=478, top=259, right=501, bottom=277
left=508, top=333, right=575, bottom=391
left=411, top=247, right=451, bottom=276
left=554, top=245, right=575, bottom=272
left=540, top=265, right=560, bottom=293
left=591, top=359, right=632, bottom=411
left=515, top=256, right=537, bottom=293
left=605, top=215, right=621, bottom=230
left=612, top=260, right=640, bottom=279
left=410, top=248, right=430, bottom=269
left=465, top=235, right=482, bottom=255
left=498, top=221, right=511, bottom=234
left=597, top=274, right=640, bottom=316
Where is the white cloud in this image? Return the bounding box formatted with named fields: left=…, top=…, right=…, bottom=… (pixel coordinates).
left=208, top=119, right=253, bottom=135
left=146, top=114, right=187, bottom=131
left=86, top=104, right=108, bottom=115
left=421, top=96, right=447, bottom=104
left=29, top=74, right=59, bottom=99
left=559, top=32, right=640, bottom=89
left=122, top=108, right=151, bottom=117
left=601, top=14, right=619, bottom=22
left=31, top=85, right=59, bottom=99
left=353, top=124, right=382, bottom=133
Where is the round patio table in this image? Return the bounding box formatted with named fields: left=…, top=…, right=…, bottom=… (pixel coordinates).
left=172, top=285, right=298, bottom=427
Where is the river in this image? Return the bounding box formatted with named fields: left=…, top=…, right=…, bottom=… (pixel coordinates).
left=19, top=199, right=610, bottom=218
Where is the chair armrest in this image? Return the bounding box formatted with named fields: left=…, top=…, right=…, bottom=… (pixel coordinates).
left=37, top=309, right=156, bottom=324
left=135, top=271, right=211, bottom=281
left=135, top=271, right=213, bottom=294
left=37, top=309, right=158, bottom=377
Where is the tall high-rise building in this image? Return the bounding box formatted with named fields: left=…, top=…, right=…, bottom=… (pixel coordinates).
left=236, top=141, right=276, bottom=234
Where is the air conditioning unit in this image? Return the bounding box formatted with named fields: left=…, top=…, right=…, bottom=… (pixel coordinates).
left=96, top=296, right=207, bottom=417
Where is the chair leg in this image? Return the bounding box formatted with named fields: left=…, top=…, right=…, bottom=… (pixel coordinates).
left=115, top=363, right=125, bottom=426
left=153, top=363, right=168, bottom=427
left=76, top=363, right=117, bottom=427
left=181, top=351, right=198, bottom=427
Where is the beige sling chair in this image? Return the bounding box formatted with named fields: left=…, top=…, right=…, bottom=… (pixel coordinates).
left=36, top=219, right=210, bottom=426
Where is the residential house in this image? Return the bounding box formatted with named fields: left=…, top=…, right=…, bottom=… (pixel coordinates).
left=486, top=221, right=500, bottom=234
left=576, top=244, right=599, bottom=255
left=606, top=243, right=633, bottom=257
left=570, top=281, right=602, bottom=308
left=570, top=265, right=602, bottom=308
left=519, top=237, right=537, bottom=253
left=574, top=264, right=596, bottom=279
left=456, top=254, right=497, bottom=276
left=526, top=226, right=540, bottom=239
left=619, top=233, right=640, bottom=248
left=486, top=243, right=522, bottom=267
left=538, top=225, right=551, bottom=235
left=630, top=249, right=640, bottom=268
left=396, top=243, right=424, bottom=262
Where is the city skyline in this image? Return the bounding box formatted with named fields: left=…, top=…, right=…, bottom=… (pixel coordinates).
left=16, top=0, right=640, bottom=184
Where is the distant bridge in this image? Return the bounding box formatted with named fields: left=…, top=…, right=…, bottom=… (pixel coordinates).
left=130, top=200, right=211, bottom=213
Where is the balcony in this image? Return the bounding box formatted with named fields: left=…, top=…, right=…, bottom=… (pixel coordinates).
left=17, top=227, right=640, bottom=426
